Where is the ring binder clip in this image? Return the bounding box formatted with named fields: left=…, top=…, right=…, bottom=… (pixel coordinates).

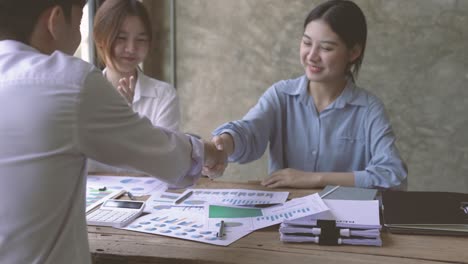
left=460, top=202, right=468, bottom=215
left=317, top=220, right=340, bottom=245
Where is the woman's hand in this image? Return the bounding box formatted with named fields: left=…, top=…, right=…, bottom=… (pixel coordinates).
left=117, top=76, right=136, bottom=105
left=261, top=168, right=322, bottom=188
left=202, top=140, right=228, bottom=179
left=261, top=170, right=355, bottom=189
left=202, top=134, right=234, bottom=178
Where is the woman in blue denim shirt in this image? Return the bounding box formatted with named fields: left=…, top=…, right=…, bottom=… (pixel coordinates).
left=206, top=0, right=407, bottom=189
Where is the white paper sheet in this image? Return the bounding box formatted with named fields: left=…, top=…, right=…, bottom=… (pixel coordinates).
left=144, top=188, right=289, bottom=214
left=175, top=188, right=289, bottom=206
left=205, top=193, right=329, bottom=231
left=253, top=193, right=329, bottom=230
left=284, top=199, right=381, bottom=229
left=143, top=191, right=205, bottom=214
left=87, top=175, right=168, bottom=195
left=122, top=210, right=250, bottom=246
left=85, top=187, right=122, bottom=212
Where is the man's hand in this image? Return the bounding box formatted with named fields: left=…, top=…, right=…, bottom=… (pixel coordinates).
left=202, top=134, right=234, bottom=178
left=202, top=141, right=228, bottom=179
left=211, top=133, right=234, bottom=155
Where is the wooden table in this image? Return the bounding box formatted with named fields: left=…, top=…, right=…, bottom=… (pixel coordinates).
left=88, top=178, right=468, bottom=264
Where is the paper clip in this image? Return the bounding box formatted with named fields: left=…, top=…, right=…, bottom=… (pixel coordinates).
left=127, top=191, right=136, bottom=200
left=460, top=202, right=468, bottom=215
left=216, top=220, right=225, bottom=238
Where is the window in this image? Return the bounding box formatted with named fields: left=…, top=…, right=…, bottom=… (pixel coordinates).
left=74, top=2, right=92, bottom=63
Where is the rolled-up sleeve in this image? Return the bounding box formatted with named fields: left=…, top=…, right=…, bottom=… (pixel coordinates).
left=354, top=99, right=408, bottom=189
left=212, top=87, right=278, bottom=164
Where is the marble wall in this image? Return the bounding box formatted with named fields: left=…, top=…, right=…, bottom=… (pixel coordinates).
left=159, top=0, right=467, bottom=192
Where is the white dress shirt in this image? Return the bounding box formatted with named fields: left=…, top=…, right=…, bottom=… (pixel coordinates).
left=131, top=69, right=180, bottom=131
left=0, top=40, right=203, bottom=264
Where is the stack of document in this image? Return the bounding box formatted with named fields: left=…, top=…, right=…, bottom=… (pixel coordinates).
left=280, top=199, right=382, bottom=246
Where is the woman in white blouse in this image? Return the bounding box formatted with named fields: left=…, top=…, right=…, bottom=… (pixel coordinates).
left=89, top=0, right=180, bottom=173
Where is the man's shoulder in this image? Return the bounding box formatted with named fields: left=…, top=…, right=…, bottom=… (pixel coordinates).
left=47, top=51, right=96, bottom=81
left=0, top=47, right=97, bottom=89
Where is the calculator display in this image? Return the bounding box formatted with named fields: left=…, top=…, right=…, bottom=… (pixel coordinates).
left=103, top=200, right=144, bottom=209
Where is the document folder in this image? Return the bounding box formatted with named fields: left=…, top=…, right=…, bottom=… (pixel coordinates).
left=382, top=190, right=468, bottom=236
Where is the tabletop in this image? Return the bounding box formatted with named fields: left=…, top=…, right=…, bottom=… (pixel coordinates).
left=88, top=178, right=468, bottom=264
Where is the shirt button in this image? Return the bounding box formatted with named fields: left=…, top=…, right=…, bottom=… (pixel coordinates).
left=312, top=150, right=317, bottom=155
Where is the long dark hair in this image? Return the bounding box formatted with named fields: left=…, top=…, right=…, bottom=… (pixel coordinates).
left=304, top=0, right=367, bottom=80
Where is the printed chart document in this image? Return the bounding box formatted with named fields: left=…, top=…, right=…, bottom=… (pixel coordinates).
left=123, top=209, right=248, bottom=246
left=285, top=199, right=381, bottom=229
left=143, top=191, right=205, bottom=214
left=144, top=189, right=289, bottom=214
left=86, top=186, right=123, bottom=213
left=178, top=188, right=289, bottom=206
left=122, top=189, right=292, bottom=246
left=254, top=194, right=328, bottom=230
left=206, top=193, right=329, bottom=231
left=87, top=175, right=168, bottom=195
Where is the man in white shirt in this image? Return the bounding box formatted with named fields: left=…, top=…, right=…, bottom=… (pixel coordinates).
left=0, top=1, right=225, bottom=263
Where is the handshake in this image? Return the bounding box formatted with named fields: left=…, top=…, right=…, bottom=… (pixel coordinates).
left=202, top=134, right=234, bottom=179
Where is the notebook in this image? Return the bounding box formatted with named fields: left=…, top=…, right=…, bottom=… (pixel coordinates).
left=382, top=190, right=468, bottom=236
left=318, top=185, right=378, bottom=200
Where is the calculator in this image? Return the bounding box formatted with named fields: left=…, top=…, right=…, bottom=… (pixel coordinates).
left=86, top=199, right=145, bottom=228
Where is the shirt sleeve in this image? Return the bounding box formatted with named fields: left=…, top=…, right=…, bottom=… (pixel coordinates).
left=75, top=70, right=202, bottom=188
left=212, top=86, right=279, bottom=164
left=354, top=99, right=408, bottom=189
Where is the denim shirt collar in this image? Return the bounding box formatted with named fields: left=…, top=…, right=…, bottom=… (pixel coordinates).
left=281, top=75, right=367, bottom=109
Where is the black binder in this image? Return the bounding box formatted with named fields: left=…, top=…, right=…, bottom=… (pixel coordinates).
left=382, top=190, right=468, bottom=236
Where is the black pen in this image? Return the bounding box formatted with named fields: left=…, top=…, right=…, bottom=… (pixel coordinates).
left=175, top=191, right=193, bottom=204
left=217, top=220, right=225, bottom=238
left=126, top=191, right=136, bottom=200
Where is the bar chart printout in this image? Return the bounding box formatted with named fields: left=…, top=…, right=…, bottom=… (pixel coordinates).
left=253, top=193, right=328, bottom=230
left=87, top=175, right=167, bottom=195
left=207, top=193, right=329, bottom=231
left=182, top=189, right=289, bottom=206
left=122, top=210, right=246, bottom=246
